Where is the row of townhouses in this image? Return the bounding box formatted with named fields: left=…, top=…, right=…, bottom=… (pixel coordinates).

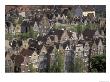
left=5, top=27, right=106, bottom=72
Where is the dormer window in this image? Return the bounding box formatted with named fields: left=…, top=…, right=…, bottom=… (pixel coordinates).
left=42, top=52, right=46, bottom=56
left=78, top=48, right=81, bottom=51
left=38, top=41, right=42, bottom=45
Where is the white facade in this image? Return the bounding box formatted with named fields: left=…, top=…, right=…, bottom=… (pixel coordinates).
left=30, top=51, right=39, bottom=68
left=82, top=11, right=95, bottom=17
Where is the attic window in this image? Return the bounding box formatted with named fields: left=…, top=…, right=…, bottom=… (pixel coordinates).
left=78, top=49, right=81, bottom=51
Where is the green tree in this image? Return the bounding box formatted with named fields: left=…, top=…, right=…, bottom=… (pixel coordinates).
left=67, top=10, right=73, bottom=19
left=74, top=57, right=85, bottom=72
left=90, top=54, right=106, bottom=72
left=49, top=49, right=64, bottom=72
left=21, top=32, right=29, bottom=40
left=28, top=63, right=36, bottom=72
left=75, top=24, right=82, bottom=33
left=28, top=27, right=39, bottom=39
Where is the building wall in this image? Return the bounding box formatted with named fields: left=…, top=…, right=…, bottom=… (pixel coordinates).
left=82, top=11, right=95, bottom=17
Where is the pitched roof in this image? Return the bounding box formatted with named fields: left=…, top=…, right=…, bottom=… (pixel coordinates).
left=46, top=46, right=54, bottom=54
left=20, top=48, right=34, bottom=56
left=83, top=29, right=95, bottom=41
left=15, top=55, right=24, bottom=66
left=10, top=54, right=16, bottom=61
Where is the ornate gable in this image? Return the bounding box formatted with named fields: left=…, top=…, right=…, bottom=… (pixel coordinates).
left=60, top=30, right=69, bottom=43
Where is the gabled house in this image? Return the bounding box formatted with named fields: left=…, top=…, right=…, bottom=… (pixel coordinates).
left=91, top=41, right=98, bottom=56
left=5, top=40, right=12, bottom=51
left=83, top=41, right=90, bottom=57
left=71, top=32, right=78, bottom=40
left=15, top=24, right=21, bottom=34
left=61, top=14, right=67, bottom=24
left=98, top=39, right=104, bottom=55
left=83, top=41, right=90, bottom=72
left=30, top=51, right=39, bottom=70
left=40, top=14, right=50, bottom=34
left=10, top=23, right=15, bottom=34
left=60, top=30, right=69, bottom=43
left=22, top=40, right=29, bottom=49
left=5, top=53, right=14, bottom=72
left=21, top=56, right=30, bottom=72
left=64, top=44, right=73, bottom=72
left=39, top=45, right=48, bottom=71
left=93, top=29, right=101, bottom=39
left=75, top=44, right=84, bottom=58
left=100, top=18, right=106, bottom=28
left=21, top=20, right=30, bottom=33
left=19, top=11, right=26, bottom=17
left=49, top=46, right=56, bottom=66
left=101, top=30, right=105, bottom=39
left=78, top=33, right=84, bottom=41
left=54, top=35, right=58, bottom=43
left=14, top=55, right=24, bottom=72
left=46, top=36, right=52, bottom=45
left=33, top=21, right=39, bottom=32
